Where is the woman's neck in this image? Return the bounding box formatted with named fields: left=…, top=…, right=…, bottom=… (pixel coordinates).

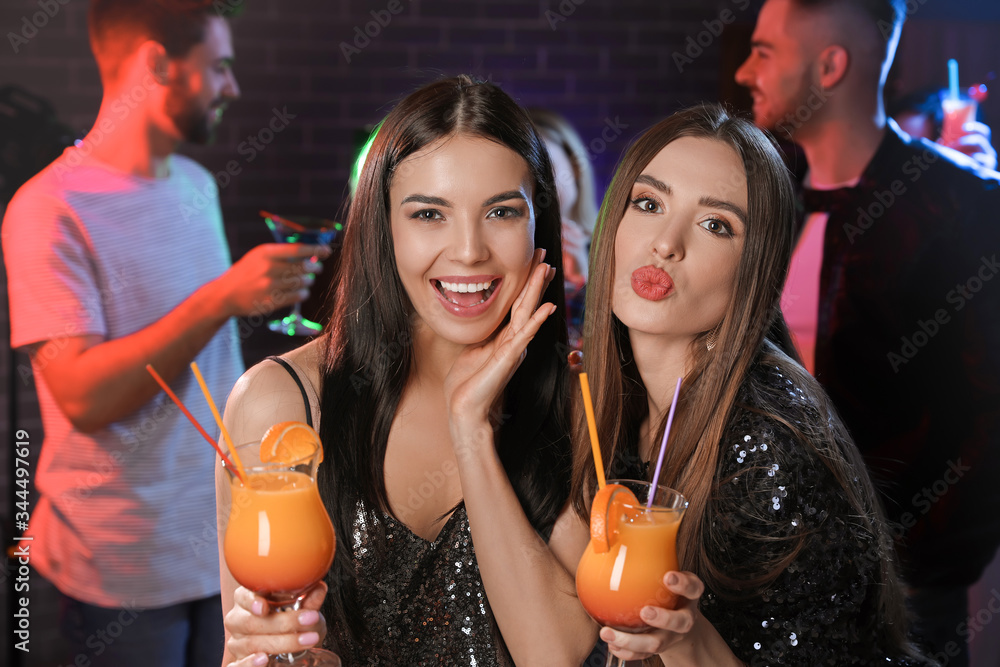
left=409, top=321, right=470, bottom=387
left=628, top=329, right=692, bottom=457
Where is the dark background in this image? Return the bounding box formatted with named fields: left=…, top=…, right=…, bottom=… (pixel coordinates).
left=0, top=0, right=997, bottom=664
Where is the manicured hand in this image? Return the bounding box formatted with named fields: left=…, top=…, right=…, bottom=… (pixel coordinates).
left=444, top=248, right=556, bottom=434
left=224, top=582, right=334, bottom=666
left=601, top=571, right=708, bottom=663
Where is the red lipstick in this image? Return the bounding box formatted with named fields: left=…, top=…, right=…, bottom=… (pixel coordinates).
left=631, top=266, right=674, bottom=301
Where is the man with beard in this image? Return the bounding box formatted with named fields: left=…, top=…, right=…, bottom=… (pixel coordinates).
left=1, top=2, right=328, bottom=665
left=736, top=1, right=1000, bottom=664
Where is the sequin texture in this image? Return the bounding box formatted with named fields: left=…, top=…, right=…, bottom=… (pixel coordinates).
left=696, top=362, right=927, bottom=666
left=328, top=502, right=511, bottom=666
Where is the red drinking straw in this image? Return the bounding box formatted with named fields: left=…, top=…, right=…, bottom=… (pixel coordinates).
left=647, top=377, right=682, bottom=508
left=145, top=364, right=246, bottom=484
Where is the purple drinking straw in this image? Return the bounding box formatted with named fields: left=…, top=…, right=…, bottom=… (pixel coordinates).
left=647, top=377, right=683, bottom=508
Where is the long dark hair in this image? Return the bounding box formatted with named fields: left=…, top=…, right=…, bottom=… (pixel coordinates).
left=317, top=75, right=571, bottom=651
left=571, top=104, right=916, bottom=657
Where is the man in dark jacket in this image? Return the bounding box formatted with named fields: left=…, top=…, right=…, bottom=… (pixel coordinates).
left=736, top=1, right=1000, bottom=664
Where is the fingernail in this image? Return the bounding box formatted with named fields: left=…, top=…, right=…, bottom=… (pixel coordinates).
left=298, top=610, right=319, bottom=625
left=666, top=572, right=679, bottom=586
left=540, top=248, right=547, bottom=261
left=641, top=606, right=656, bottom=620
left=298, top=631, right=320, bottom=646
left=251, top=600, right=264, bottom=616
left=252, top=654, right=268, bottom=666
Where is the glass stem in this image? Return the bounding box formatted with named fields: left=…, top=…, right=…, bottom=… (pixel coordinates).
left=275, top=592, right=310, bottom=664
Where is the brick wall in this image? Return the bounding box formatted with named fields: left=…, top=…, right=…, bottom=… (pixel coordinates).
left=0, top=0, right=997, bottom=664
left=0, top=1, right=739, bottom=663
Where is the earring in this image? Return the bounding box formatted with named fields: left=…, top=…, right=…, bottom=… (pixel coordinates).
left=705, top=327, right=719, bottom=351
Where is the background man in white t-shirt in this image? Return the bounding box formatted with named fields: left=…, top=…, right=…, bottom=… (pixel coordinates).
left=1, top=1, right=329, bottom=665
left=736, top=1, right=1000, bottom=664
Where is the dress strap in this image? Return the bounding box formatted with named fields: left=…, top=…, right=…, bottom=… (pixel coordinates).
left=266, top=356, right=314, bottom=428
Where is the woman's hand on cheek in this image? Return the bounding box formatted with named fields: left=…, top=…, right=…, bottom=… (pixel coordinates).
left=600, top=571, right=728, bottom=665
left=444, top=248, right=556, bottom=439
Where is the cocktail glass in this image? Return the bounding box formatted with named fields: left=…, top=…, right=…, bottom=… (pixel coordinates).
left=222, top=442, right=337, bottom=666
left=941, top=94, right=978, bottom=147
left=260, top=210, right=342, bottom=336
left=576, top=479, right=688, bottom=667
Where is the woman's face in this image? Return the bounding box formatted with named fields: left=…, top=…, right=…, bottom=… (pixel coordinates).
left=612, top=136, right=747, bottom=342
left=390, top=134, right=537, bottom=346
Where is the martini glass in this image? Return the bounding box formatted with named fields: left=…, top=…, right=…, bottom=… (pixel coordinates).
left=260, top=210, right=342, bottom=336
left=222, top=441, right=338, bottom=666
left=576, top=479, right=688, bottom=666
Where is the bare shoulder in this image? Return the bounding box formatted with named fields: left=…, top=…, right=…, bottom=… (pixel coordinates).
left=281, top=337, right=324, bottom=392
left=222, top=350, right=318, bottom=446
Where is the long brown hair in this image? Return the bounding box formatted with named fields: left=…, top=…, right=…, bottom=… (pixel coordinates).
left=572, top=104, right=915, bottom=655
left=318, top=75, right=571, bottom=656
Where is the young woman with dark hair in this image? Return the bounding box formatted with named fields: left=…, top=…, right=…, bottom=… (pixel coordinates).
left=216, top=75, right=596, bottom=666
left=573, top=104, right=929, bottom=665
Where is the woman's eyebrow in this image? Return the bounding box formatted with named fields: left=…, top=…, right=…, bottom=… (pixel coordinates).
left=699, top=196, right=747, bottom=227
left=635, top=174, right=670, bottom=195
left=482, top=190, right=527, bottom=207
left=401, top=194, right=452, bottom=206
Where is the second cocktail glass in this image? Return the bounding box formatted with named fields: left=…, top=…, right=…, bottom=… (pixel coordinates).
left=576, top=479, right=688, bottom=667
left=261, top=211, right=341, bottom=336
left=222, top=441, right=337, bottom=666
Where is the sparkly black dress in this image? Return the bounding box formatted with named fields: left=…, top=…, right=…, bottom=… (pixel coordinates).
left=614, top=361, right=926, bottom=666
left=326, top=502, right=512, bottom=666
left=268, top=357, right=514, bottom=666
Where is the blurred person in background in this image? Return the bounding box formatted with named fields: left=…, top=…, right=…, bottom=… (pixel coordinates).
left=736, top=0, right=1000, bottom=664
left=1, top=1, right=327, bottom=665
left=529, top=108, right=599, bottom=348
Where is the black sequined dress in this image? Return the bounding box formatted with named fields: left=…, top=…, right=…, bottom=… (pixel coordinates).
left=614, top=360, right=927, bottom=666
left=327, top=501, right=512, bottom=666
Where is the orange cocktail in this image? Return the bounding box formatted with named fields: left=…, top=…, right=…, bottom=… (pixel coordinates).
left=221, top=427, right=339, bottom=666
left=576, top=479, right=687, bottom=632
left=224, top=470, right=335, bottom=595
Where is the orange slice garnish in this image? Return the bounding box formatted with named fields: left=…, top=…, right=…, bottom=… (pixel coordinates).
left=590, top=483, right=640, bottom=553
left=259, top=421, right=323, bottom=464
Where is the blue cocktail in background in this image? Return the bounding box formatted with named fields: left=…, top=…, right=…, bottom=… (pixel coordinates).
left=260, top=210, right=342, bottom=336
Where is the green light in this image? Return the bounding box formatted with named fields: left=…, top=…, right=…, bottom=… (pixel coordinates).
left=349, top=120, right=383, bottom=197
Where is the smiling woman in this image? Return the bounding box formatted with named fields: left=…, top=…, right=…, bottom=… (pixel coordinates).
left=390, top=135, right=537, bottom=343
left=217, top=75, right=597, bottom=667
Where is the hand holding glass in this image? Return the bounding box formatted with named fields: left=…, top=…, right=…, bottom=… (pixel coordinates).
left=222, top=442, right=337, bottom=666
left=260, top=211, right=341, bottom=336
left=576, top=479, right=688, bottom=666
